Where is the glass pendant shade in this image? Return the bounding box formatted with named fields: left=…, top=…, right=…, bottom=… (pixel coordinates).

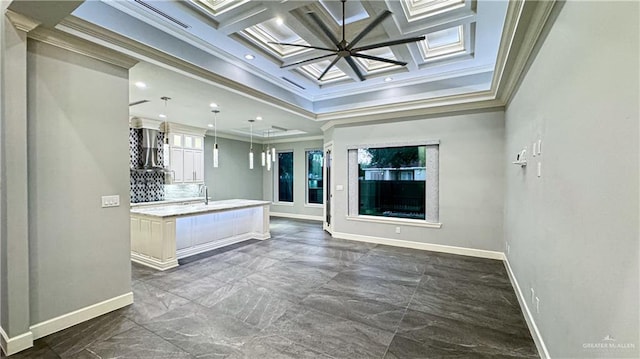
left=249, top=151, right=254, bottom=169
left=213, top=143, right=219, bottom=168
left=271, top=147, right=276, bottom=162
left=261, top=151, right=266, bottom=166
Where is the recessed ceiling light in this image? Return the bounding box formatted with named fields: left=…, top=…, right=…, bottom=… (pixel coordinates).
left=208, top=123, right=214, bottom=128
left=209, top=102, right=218, bottom=108
left=159, top=114, right=167, bottom=118
left=276, top=17, right=284, bottom=25
left=256, top=116, right=263, bottom=121
left=135, top=81, right=147, bottom=89
left=384, top=77, right=393, bottom=82
left=244, top=54, right=255, bottom=60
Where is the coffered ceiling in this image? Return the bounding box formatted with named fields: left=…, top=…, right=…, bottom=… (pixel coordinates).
left=70, top=0, right=509, bottom=118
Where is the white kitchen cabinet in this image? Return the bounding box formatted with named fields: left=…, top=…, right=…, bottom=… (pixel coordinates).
left=194, top=151, right=204, bottom=182
left=170, top=148, right=184, bottom=182
left=161, top=123, right=206, bottom=184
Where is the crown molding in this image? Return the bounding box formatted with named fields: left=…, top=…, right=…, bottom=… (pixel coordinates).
left=56, top=16, right=317, bottom=120
left=161, top=122, right=207, bottom=137
left=28, top=26, right=138, bottom=69
left=5, top=10, right=40, bottom=32
left=320, top=96, right=504, bottom=132
left=129, top=117, right=164, bottom=130
left=205, top=131, right=262, bottom=144
left=492, top=0, right=556, bottom=105
left=268, top=135, right=323, bottom=144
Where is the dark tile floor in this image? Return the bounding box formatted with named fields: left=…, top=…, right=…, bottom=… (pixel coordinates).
left=3, top=218, right=538, bottom=358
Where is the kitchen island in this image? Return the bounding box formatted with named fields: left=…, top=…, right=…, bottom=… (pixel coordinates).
left=130, top=199, right=270, bottom=270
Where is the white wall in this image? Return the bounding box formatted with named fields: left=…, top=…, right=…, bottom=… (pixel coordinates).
left=504, top=1, right=639, bottom=357
left=204, top=136, right=263, bottom=201
left=329, top=110, right=505, bottom=252
left=27, top=41, right=132, bottom=324
left=263, top=139, right=324, bottom=220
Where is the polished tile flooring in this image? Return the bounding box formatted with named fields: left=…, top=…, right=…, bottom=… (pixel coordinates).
left=4, top=218, right=538, bottom=358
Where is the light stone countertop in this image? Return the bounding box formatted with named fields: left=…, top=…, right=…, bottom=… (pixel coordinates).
left=130, top=197, right=207, bottom=208
left=130, top=199, right=271, bottom=218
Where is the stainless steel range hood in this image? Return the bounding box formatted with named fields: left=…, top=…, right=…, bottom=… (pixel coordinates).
left=140, top=128, right=161, bottom=169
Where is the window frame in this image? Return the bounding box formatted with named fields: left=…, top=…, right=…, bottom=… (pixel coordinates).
left=273, top=149, right=294, bottom=204
left=305, top=149, right=324, bottom=207
left=347, top=140, right=440, bottom=228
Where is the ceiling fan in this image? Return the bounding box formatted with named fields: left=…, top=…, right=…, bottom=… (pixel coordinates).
left=270, top=0, right=425, bottom=81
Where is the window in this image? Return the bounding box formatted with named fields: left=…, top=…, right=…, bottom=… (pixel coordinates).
left=348, top=142, right=439, bottom=224
left=306, top=150, right=323, bottom=205
left=276, top=151, right=294, bottom=202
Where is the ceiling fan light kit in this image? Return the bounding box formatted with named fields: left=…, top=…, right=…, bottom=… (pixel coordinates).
left=271, top=0, right=425, bottom=81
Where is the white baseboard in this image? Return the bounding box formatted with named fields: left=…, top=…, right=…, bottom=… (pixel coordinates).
left=332, top=231, right=505, bottom=260
left=30, top=292, right=134, bottom=341
left=131, top=252, right=179, bottom=271
left=503, top=257, right=550, bottom=359
left=270, top=212, right=323, bottom=222
left=0, top=326, right=33, bottom=356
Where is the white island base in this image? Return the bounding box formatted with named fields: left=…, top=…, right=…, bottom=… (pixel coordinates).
left=130, top=199, right=270, bottom=271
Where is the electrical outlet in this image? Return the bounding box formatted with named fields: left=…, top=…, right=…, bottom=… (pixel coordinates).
left=395, top=226, right=401, bottom=234
left=101, top=195, right=120, bottom=208
left=535, top=297, right=540, bottom=313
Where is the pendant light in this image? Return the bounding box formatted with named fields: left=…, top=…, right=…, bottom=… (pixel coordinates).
left=248, top=119, right=255, bottom=170
left=261, top=131, right=266, bottom=167
left=265, top=130, right=272, bottom=171
left=161, top=96, right=171, bottom=169
left=212, top=109, right=220, bottom=168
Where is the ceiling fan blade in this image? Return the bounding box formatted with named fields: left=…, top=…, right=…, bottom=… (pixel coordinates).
left=318, top=56, right=341, bottom=81
left=307, top=12, right=340, bottom=45
left=351, top=36, right=426, bottom=52
left=345, top=56, right=365, bottom=81
left=348, top=10, right=392, bottom=49
left=268, top=42, right=335, bottom=52
left=281, top=53, right=336, bottom=68
left=352, top=53, right=407, bottom=66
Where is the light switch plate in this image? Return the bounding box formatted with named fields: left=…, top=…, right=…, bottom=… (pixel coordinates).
left=101, top=195, right=120, bottom=208
left=336, top=185, right=344, bottom=191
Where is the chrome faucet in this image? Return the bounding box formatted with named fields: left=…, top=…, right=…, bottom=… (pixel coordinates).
left=199, top=184, right=209, bottom=205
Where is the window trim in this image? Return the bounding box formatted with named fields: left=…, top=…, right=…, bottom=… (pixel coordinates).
left=274, top=149, right=294, bottom=204
left=305, top=148, right=324, bottom=206
left=347, top=140, right=440, bottom=225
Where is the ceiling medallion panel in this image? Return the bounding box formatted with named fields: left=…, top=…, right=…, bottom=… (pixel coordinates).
left=190, top=0, right=248, bottom=16
left=400, top=0, right=466, bottom=22
left=418, top=25, right=466, bottom=61
left=242, top=18, right=310, bottom=58
left=299, top=60, right=348, bottom=83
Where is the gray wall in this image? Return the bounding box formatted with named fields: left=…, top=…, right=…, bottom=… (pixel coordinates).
left=263, top=139, right=324, bottom=219
left=329, top=110, right=505, bottom=251
left=504, top=1, right=639, bottom=357
left=204, top=136, right=263, bottom=201
left=27, top=41, right=131, bottom=324
left=1, top=13, right=31, bottom=337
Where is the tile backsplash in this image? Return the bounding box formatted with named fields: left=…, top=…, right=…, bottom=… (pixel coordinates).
left=164, top=184, right=201, bottom=200
left=130, top=128, right=166, bottom=203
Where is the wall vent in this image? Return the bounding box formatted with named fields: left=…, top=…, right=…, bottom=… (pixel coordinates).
left=282, top=77, right=306, bottom=90
left=133, top=0, right=191, bottom=29
left=129, top=99, right=150, bottom=107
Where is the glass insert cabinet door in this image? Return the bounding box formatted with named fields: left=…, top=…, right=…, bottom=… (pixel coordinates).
left=306, top=150, right=323, bottom=204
